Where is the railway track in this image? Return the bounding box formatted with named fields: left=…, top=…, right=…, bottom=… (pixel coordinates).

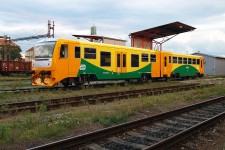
left=0, top=83, right=212, bottom=116
left=0, top=85, right=80, bottom=93
left=0, top=80, right=127, bottom=93
left=28, top=95, right=225, bottom=150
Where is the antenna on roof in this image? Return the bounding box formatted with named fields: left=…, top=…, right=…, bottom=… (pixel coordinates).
left=91, top=25, right=97, bottom=35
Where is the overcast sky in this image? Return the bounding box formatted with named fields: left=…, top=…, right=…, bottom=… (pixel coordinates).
left=1, top=0, right=225, bottom=57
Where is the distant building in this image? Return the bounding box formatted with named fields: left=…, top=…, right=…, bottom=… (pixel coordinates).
left=72, top=25, right=127, bottom=46
left=192, top=52, right=225, bottom=76
left=25, top=47, right=34, bottom=62
left=0, top=36, right=20, bottom=60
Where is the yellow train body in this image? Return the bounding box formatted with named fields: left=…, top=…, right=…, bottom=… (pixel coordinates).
left=32, top=38, right=204, bottom=86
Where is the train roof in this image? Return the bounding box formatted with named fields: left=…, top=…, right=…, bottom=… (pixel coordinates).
left=48, top=38, right=202, bottom=58
left=35, top=38, right=57, bottom=44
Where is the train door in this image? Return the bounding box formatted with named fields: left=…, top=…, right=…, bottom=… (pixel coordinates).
left=161, top=52, right=172, bottom=78
left=200, top=58, right=204, bottom=75
left=115, top=51, right=127, bottom=79
left=150, top=52, right=160, bottom=78
left=57, top=42, right=69, bottom=80
left=68, top=44, right=81, bottom=77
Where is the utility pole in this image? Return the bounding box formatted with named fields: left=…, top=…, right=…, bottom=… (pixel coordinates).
left=47, top=20, right=55, bottom=38
left=0, top=20, right=55, bottom=60
left=11, top=20, right=55, bottom=42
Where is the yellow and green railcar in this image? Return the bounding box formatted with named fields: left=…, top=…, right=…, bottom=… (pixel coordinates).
left=31, top=38, right=204, bottom=87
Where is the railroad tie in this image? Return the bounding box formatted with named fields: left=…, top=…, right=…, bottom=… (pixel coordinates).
left=181, top=113, right=209, bottom=120
left=164, top=119, right=191, bottom=128
left=173, top=116, right=201, bottom=124
left=126, top=131, right=158, bottom=144
left=154, top=122, right=186, bottom=131
left=107, top=136, right=147, bottom=149
left=86, top=143, right=109, bottom=150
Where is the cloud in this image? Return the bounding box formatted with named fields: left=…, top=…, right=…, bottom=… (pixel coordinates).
left=1, top=0, right=225, bottom=57
left=164, top=14, right=225, bottom=56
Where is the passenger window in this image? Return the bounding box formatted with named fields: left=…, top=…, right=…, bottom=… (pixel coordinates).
left=169, top=56, right=171, bottom=63
left=123, top=54, right=126, bottom=67
left=142, top=53, right=148, bottom=62
left=173, top=57, right=177, bottom=63
left=101, top=51, right=111, bottom=66
left=150, top=54, right=156, bottom=62
left=193, top=59, right=196, bottom=64
left=178, top=57, right=182, bottom=64
left=131, top=54, right=139, bottom=67
left=75, top=46, right=80, bottom=58
left=197, top=59, right=200, bottom=65
left=183, top=58, right=187, bottom=64
left=84, top=48, right=96, bottom=59
left=60, top=44, right=68, bottom=58
left=188, top=58, right=192, bottom=64
left=164, top=57, right=167, bottom=67
left=117, top=54, right=120, bottom=67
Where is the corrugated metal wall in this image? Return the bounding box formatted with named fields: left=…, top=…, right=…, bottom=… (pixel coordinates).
left=203, top=55, right=215, bottom=75
left=215, top=58, right=225, bottom=75
left=193, top=53, right=225, bottom=76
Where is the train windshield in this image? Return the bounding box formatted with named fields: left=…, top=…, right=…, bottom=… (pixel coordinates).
left=34, top=41, right=55, bottom=58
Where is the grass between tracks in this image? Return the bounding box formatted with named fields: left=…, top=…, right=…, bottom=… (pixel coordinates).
left=0, top=80, right=225, bottom=146
left=0, top=81, right=183, bottom=104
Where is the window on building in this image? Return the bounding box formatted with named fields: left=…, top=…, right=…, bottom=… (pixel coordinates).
left=60, top=44, right=68, bottom=58
left=193, top=59, right=196, bottom=64
left=150, top=54, right=156, bottom=62
left=131, top=54, right=139, bottom=67
left=178, top=57, right=182, bottom=64
left=100, top=51, right=111, bottom=66
left=173, top=57, right=177, bottom=63
left=142, top=53, right=148, bottom=62
left=75, top=46, right=80, bottom=58
left=183, top=58, right=187, bottom=64
left=188, top=58, right=192, bottom=64
left=84, top=48, right=96, bottom=59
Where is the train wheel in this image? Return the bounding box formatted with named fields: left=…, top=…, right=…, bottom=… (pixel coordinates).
left=62, top=82, right=70, bottom=87
left=141, top=74, right=148, bottom=83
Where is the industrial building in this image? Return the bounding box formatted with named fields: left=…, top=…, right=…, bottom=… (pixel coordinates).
left=73, top=25, right=126, bottom=46
left=192, top=52, right=225, bottom=76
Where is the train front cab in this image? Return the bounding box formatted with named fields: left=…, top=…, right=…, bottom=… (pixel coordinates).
left=32, top=39, right=81, bottom=86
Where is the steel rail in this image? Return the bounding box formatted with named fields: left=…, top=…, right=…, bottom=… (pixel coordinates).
left=0, top=83, right=209, bottom=116
left=26, top=88, right=224, bottom=150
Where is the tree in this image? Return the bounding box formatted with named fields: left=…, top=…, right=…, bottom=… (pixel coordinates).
left=9, top=46, right=22, bottom=61
left=0, top=44, right=22, bottom=61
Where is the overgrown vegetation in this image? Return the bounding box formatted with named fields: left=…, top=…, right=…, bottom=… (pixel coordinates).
left=0, top=81, right=183, bottom=104
left=0, top=82, right=225, bottom=145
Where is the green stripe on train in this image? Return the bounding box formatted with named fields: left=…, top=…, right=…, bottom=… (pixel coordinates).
left=78, top=59, right=152, bottom=80
left=172, top=65, right=199, bottom=77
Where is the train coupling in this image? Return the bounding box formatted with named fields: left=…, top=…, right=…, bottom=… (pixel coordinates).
left=32, top=70, right=55, bottom=86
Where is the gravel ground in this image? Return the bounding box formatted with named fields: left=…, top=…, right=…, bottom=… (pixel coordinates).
left=173, top=119, right=225, bottom=150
